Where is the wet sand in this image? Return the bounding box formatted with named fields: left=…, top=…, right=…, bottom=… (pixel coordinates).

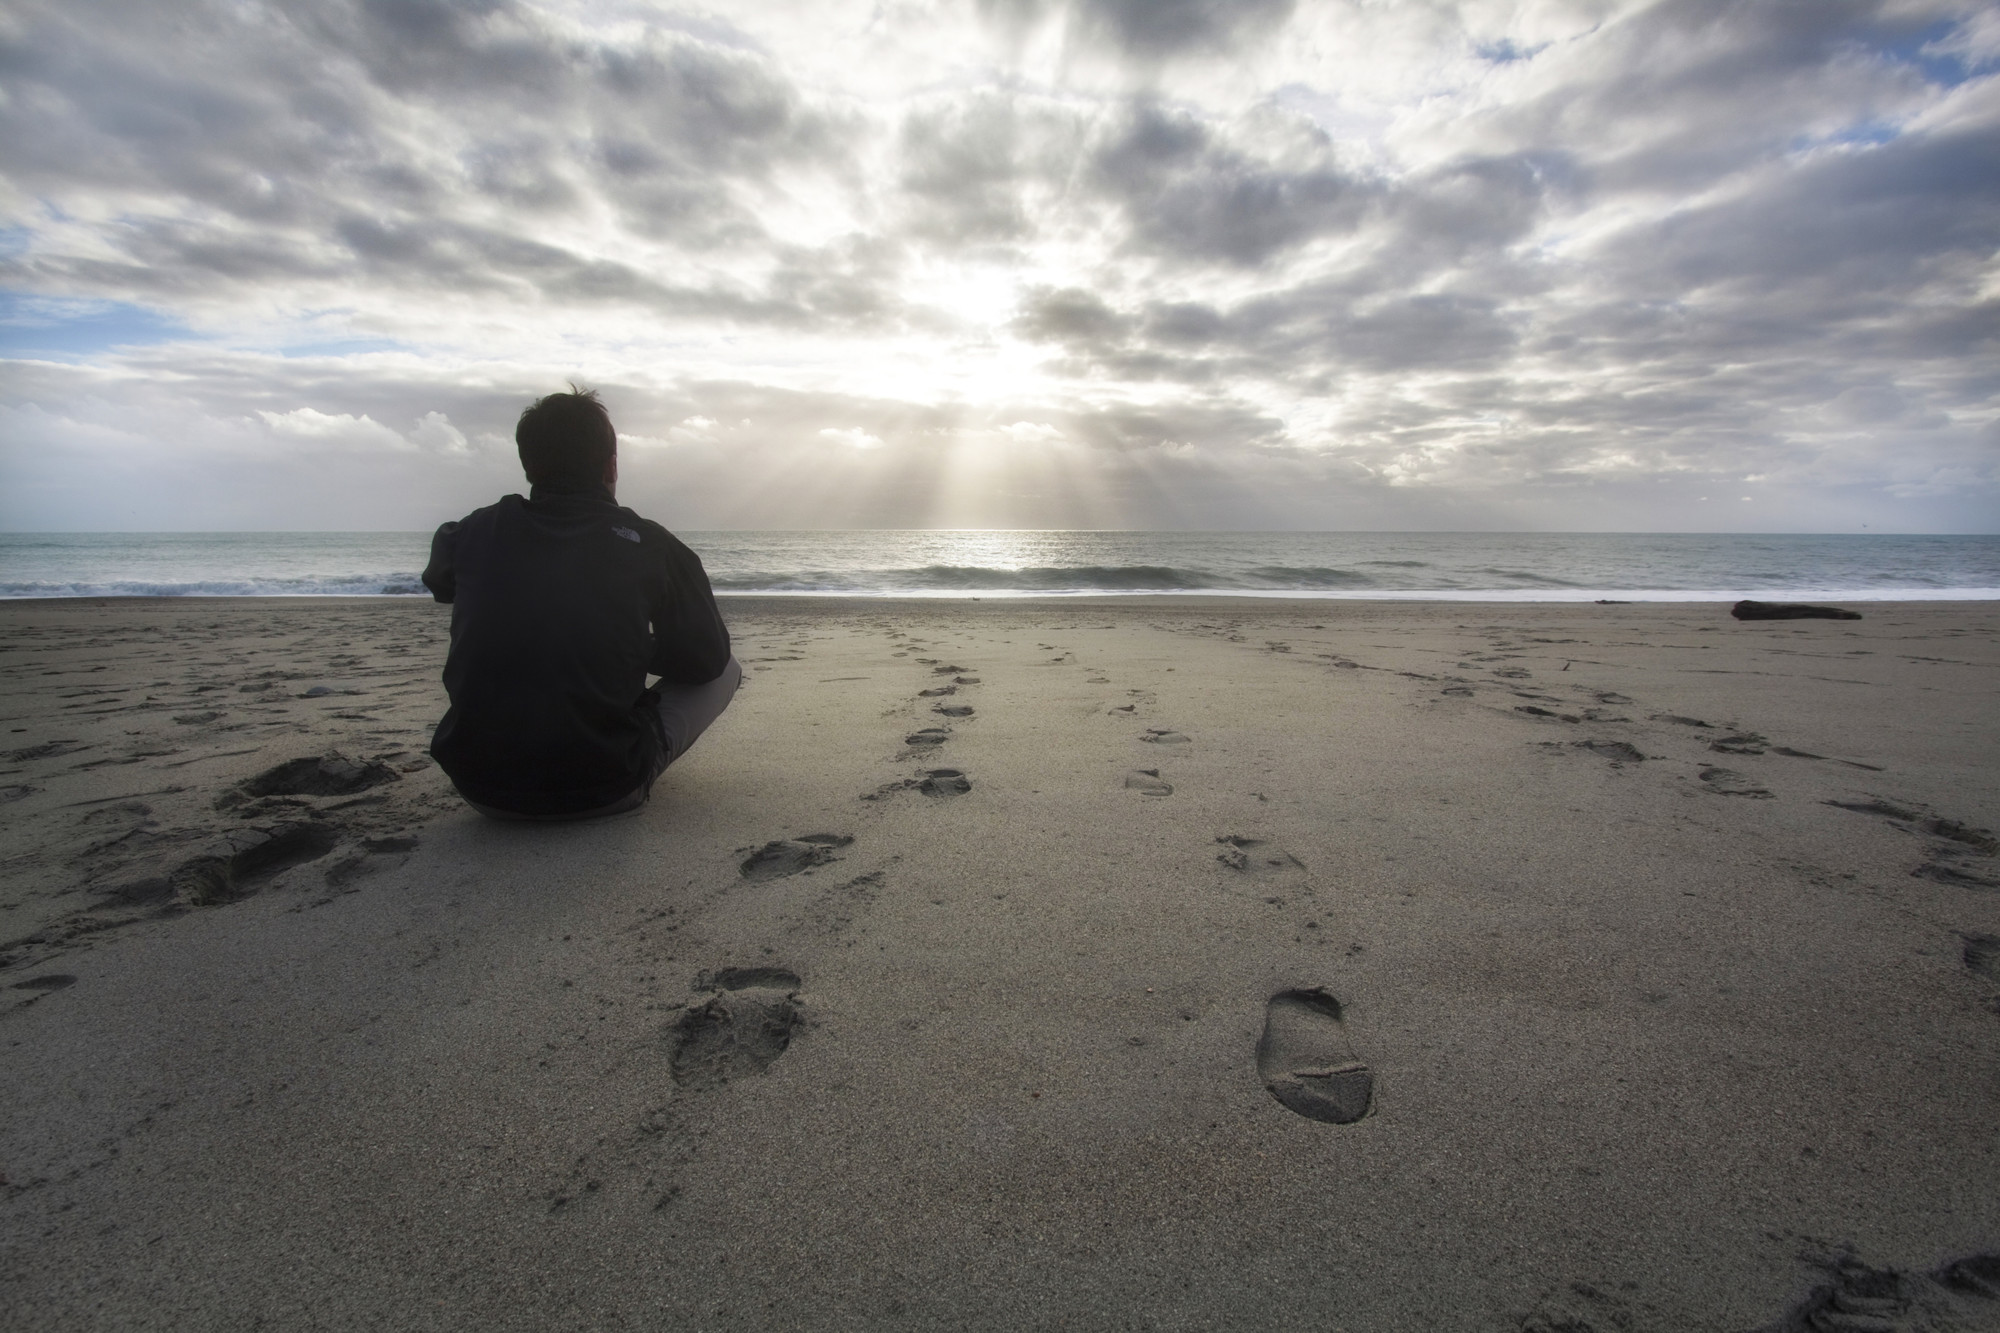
left=2, top=595, right=1998, bottom=1331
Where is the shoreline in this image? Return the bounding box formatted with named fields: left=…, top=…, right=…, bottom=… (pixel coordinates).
left=3, top=589, right=1999, bottom=606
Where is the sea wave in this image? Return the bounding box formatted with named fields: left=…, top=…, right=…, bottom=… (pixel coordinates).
left=0, top=578, right=430, bottom=598
left=5, top=531, right=1997, bottom=600
left=1239, top=565, right=1378, bottom=588
left=1467, top=567, right=1586, bottom=588
left=7, top=576, right=1998, bottom=601
left=708, top=562, right=1400, bottom=593
left=711, top=563, right=1232, bottom=593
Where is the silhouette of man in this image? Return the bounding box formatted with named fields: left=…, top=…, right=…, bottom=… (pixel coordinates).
left=421, top=388, right=739, bottom=819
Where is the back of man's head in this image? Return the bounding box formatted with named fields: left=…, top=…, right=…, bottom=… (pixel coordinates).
left=517, top=388, right=616, bottom=488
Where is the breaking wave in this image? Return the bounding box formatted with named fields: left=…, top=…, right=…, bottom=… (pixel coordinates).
left=4, top=531, right=1997, bottom=600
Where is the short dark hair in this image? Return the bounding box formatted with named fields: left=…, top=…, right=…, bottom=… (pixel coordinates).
left=516, top=387, right=616, bottom=487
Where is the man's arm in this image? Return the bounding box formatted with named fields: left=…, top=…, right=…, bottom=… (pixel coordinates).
left=421, top=522, right=460, bottom=603
left=648, top=541, right=732, bottom=684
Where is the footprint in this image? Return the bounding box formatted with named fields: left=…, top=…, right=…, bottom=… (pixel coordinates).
left=9, top=974, right=76, bottom=993
left=1923, top=818, right=1994, bottom=854
left=1141, top=728, right=1190, bottom=744
left=1821, top=799, right=2000, bottom=886
left=1749, top=1248, right=2000, bottom=1329
left=739, top=834, right=852, bottom=881
left=1962, top=934, right=2000, bottom=980
left=1709, top=732, right=1768, bottom=755
left=323, top=834, right=421, bottom=889
left=1914, top=855, right=2000, bottom=889
left=1826, top=797, right=1922, bottom=820
left=1825, top=800, right=1998, bottom=852
left=1256, top=988, right=1374, bottom=1124
left=171, top=822, right=341, bottom=905
left=1651, top=713, right=1711, bottom=728
left=1771, top=746, right=1884, bottom=771
left=933, top=705, right=974, bottom=717
left=1698, top=766, right=1771, bottom=798
left=669, top=967, right=803, bottom=1091
left=954, top=675, right=980, bottom=685
left=918, top=769, right=971, bottom=798
left=1941, top=1253, right=2000, bottom=1299
left=1440, top=685, right=1473, bottom=697
left=1572, top=739, right=1644, bottom=763
left=214, top=752, right=400, bottom=809
left=917, top=686, right=955, bottom=698
left=904, top=728, right=950, bottom=751
left=1125, top=769, right=1173, bottom=796
left=703, top=965, right=800, bottom=989
left=1110, top=704, right=1136, bottom=713
left=865, top=770, right=972, bottom=800
left=1216, top=836, right=1305, bottom=876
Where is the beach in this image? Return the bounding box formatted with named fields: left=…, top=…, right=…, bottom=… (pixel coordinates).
left=2, top=594, right=1996, bottom=1330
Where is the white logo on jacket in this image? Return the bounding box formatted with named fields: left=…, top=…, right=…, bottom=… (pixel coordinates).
left=611, top=526, right=641, bottom=543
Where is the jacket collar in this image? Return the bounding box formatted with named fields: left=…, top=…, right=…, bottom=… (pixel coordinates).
left=527, top=481, right=616, bottom=504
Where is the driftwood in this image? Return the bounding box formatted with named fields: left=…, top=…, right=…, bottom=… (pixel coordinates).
left=1731, top=599, right=1862, bottom=621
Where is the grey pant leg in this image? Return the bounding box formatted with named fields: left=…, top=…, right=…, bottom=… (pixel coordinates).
left=645, top=655, right=743, bottom=777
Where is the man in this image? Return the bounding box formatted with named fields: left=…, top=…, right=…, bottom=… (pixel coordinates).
left=421, top=388, right=739, bottom=819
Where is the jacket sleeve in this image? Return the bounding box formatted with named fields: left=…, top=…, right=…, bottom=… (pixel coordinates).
left=647, top=540, right=732, bottom=684
left=421, top=522, right=460, bottom=604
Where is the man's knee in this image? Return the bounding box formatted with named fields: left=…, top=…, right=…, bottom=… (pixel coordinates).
left=653, top=655, right=741, bottom=767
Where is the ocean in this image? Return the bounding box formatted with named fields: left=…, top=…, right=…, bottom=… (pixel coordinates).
left=1, top=531, right=1996, bottom=601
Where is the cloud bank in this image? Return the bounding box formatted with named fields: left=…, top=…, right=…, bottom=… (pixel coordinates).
left=2, top=0, right=1995, bottom=530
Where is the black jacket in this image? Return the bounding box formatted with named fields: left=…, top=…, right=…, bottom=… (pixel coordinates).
left=421, top=483, right=731, bottom=815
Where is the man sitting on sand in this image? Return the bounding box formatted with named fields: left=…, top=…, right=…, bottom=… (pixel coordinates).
left=421, top=388, right=739, bottom=819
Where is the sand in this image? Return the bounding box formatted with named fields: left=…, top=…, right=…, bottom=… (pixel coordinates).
left=1, top=594, right=1997, bottom=1331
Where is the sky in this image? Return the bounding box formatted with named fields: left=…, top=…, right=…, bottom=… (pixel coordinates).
left=1, top=0, right=1996, bottom=533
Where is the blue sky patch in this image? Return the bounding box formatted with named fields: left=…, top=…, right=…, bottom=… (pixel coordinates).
left=0, top=291, right=195, bottom=357
left=1474, top=38, right=1550, bottom=64
left=1866, top=16, right=1988, bottom=88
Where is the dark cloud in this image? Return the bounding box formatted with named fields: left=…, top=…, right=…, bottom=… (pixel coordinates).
left=1072, top=0, right=1296, bottom=59
left=979, top=0, right=1296, bottom=60
left=1491, top=0, right=1967, bottom=192
left=1017, top=278, right=1518, bottom=380
left=0, top=0, right=856, bottom=306
left=1087, top=102, right=1372, bottom=265
left=1377, top=153, right=1558, bottom=278
left=1617, top=118, right=2000, bottom=309
left=1013, top=286, right=1131, bottom=345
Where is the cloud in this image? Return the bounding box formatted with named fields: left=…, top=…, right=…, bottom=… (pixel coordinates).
left=819, top=426, right=886, bottom=450
left=410, top=410, right=471, bottom=453
left=997, top=421, right=1064, bottom=442
left=258, top=407, right=413, bottom=450
left=1, top=0, right=1995, bottom=532
left=978, top=0, right=1298, bottom=61
left=1085, top=101, right=1373, bottom=266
